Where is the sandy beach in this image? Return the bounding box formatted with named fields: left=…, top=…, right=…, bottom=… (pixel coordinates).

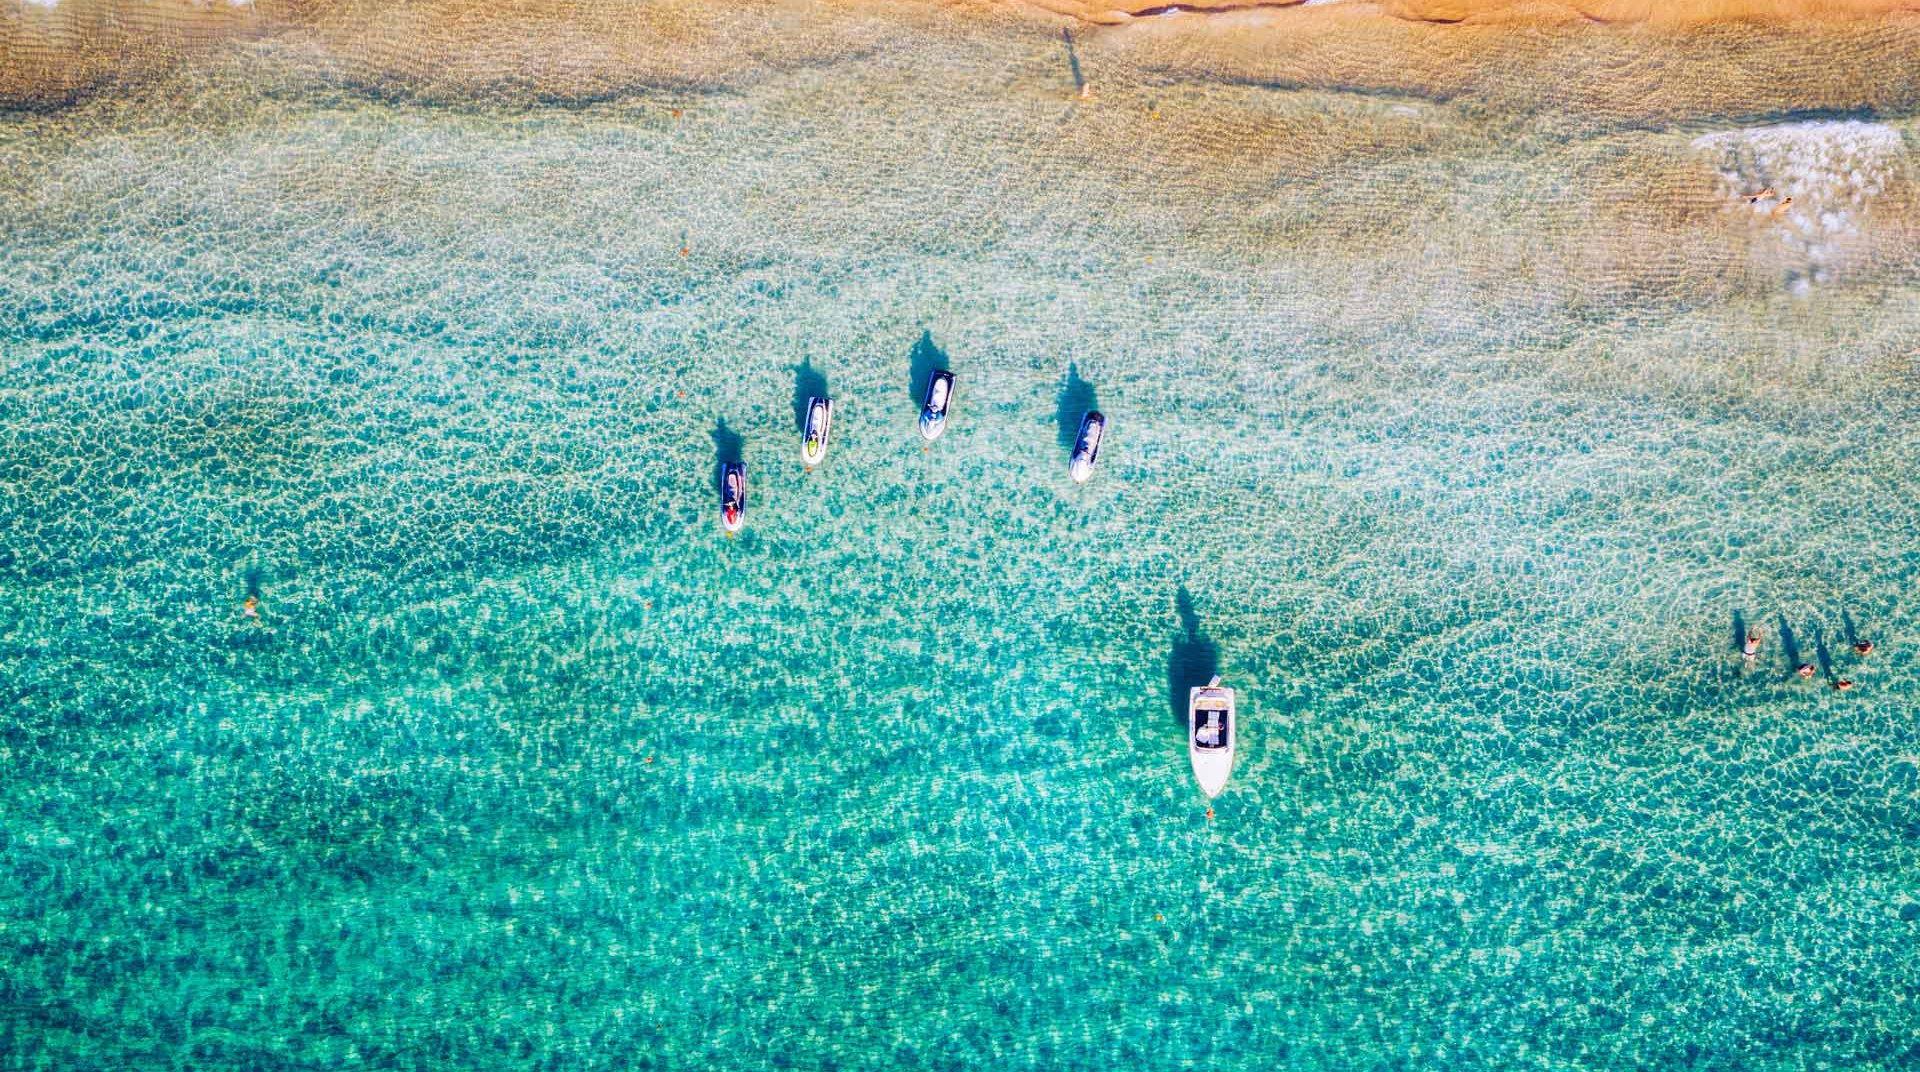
left=7, top=0, right=1920, bottom=112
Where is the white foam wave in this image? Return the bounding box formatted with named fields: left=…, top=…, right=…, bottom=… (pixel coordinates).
left=1692, top=120, right=1903, bottom=291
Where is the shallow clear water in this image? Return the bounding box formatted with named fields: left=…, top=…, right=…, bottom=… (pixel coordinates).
left=3, top=10, right=1919, bottom=1070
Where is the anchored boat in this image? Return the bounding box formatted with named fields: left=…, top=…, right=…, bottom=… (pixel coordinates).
left=918, top=369, right=955, bottom=441
left=1188, top=675, right=1235, bottom=799
left=1069, top=410, right=1105, bottom=484
left=801, top=396, right=833, bottom=468
left=720, top=461, right=746, bottom=533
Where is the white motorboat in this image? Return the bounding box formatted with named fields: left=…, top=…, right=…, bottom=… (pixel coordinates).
left=1069, top=410, right=1105, bottom=484
left=801, top=396, right=833, bottom=468
left=1188, top=675, right=1235, bottom=799
left=918, top=369, right=954, bottom=441
left=720, top=461, right=746, bottom=533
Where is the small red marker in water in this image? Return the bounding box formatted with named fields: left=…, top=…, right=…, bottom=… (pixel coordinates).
left=1205, top=808, right=1214, bottom=820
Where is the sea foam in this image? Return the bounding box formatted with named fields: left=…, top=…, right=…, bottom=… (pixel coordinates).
left=1692, top=120, right=1903, bottom=291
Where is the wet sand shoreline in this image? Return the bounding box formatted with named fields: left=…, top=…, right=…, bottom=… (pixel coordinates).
left=1038, top=0, right=1920, bottom=25
left=6, top=0, right=1920, bottom=114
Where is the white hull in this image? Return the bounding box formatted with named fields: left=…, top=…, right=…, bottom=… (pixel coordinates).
left=1069, top=411, right=1105, bottom=484
left=919, top=370, right=954, bottom=442
left=720, top=463, right=746, bottom=533
left=802, top=397, right=833, bottom=467
left=1188, top=676, right=1235, bottom=800
left=1191, top=749, right=1233, bottom=800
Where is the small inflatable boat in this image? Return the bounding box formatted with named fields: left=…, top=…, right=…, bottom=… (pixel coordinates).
left=720, top=461, right=746, bottom=533
left=1188, top=675, right=1235, bottom=799
left=801, top=396, right=833, bottom=468
left=919, top=370, right=955, bottom=442
left=1069, top=410, right=1105, bottom=484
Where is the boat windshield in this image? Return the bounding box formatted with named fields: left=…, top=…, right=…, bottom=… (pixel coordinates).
left=1193, top=710, right=1230, bottom=750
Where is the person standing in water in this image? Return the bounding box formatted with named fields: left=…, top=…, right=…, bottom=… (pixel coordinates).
left=1743, top=626, right=1763, bottom=665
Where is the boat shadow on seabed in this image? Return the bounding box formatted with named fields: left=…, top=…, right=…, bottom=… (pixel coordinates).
left=791, top=358, right=829, bottom=434
left=711, top=418, right=743, bottom=493
left=908, top=330, right=948, bottom=406
left=1055, top=362, right=1099, bottom=454
left=1167, top=585, right=1219, bottom=736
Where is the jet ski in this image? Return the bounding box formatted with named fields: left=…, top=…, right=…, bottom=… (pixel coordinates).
left=1188, top=675, right=1235, bottom=799
left=1069, top=410, right=1105, bottom=484
left=720, top=461, right=745, bottom=533
left=801, top=396, right=833, bottom=469
left=918, top=369, right=955, bottom=442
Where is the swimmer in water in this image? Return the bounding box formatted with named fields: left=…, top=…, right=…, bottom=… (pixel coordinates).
left=1770, top=197, right=1795, bottom=219
left=1742, top=627, right=1762, bottom=664
left=1797, top=663, right=1816, bottom=679
left=242, top=595, right=260, bottom=619
left=1853, top=639, right=1873, bottom=656
left=1740, top=186, right=1775, bottom=204
left=1833, top=679, right=1854, bottom=692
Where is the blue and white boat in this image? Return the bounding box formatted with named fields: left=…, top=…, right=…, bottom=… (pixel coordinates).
left=801, top=396, right=833, bottom=468
left=1069, top=410, right=1105, bottom=483
left=918, top=369, right=954, bottom=441
left=720, top=462, right=746, bottom=533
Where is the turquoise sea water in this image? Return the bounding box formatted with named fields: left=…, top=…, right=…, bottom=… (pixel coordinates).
left=4, top=15, right=1920, bottom=1070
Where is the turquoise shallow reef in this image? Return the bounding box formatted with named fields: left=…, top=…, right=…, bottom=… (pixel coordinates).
left=3, top=8, right=1920, bottom=1070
